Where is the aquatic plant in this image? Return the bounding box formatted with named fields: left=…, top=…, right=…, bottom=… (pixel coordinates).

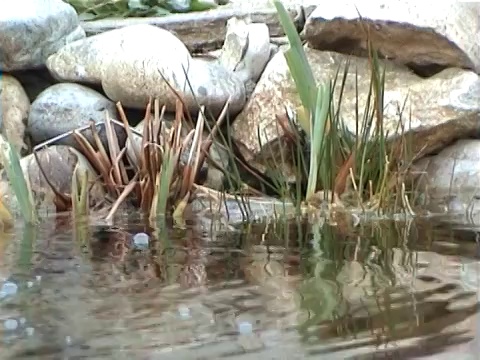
left=70, top=97, right=224, bottom=221
left=273, top=0, right=418, bottom=215
left=66, top=0, right=223, bottom=20
left=0, top=136, right=36, bottom=226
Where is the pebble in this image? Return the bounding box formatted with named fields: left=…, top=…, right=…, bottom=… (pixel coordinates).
left=0, top=281, right=18, bottom=298
left=25, top=327, right=34, bottom=336
left=133, top=232, right=149, bottom=249
left=4, top=319, right=18, bottom=331
left=178, top=304, right=191, bottom=320
left=238, top=321, right=253, bottom=335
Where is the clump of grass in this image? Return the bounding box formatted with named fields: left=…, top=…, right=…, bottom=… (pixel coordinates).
left=272, top=0, right=417, bottom=215
left=64, top=95, right=226, bottom=223
left=66, top=0, right=222, bottom=20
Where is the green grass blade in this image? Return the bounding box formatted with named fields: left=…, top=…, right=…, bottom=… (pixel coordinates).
left=306, top=83, right=331, bottom=199
left=275, top=0, right=317, bottom=134
left=0, top=137, right=37, bottom=224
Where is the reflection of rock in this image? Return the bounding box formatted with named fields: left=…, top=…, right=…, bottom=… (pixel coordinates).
left=242, top=245, right=301, bottom=328
left=0, top=74, right=30, bottom=155
left=0, top=0, right=85, bottom=71
left=0, top=145, right=105, bottom=217
left=304, top=1, right=480, bottom=74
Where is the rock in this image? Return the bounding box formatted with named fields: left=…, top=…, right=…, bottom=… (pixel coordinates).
left=219, top=18, right=271, bottom=85
left=80, top=5, right=313, bottom=52
left=0, top=145, right=105, bottom=218
left=409, top=139, right=480, bottom=221
left=47, top=24, right=246, bottom=116
left=0, top=75, right=30, bottom=155
left=46, top=24, right=191, bottom=86
left=102, top=49, right=246, bottom=116
left=204, top=142, right=231, bottom=190
left=0, top=0, right=85, bottom=71
left=303, top=1, right=480, bottom=75
left=413, top=139, right=480, bottom=198
left=232, top=47, right=480, bottom=159
left=27, top=83, right=126, bottom=151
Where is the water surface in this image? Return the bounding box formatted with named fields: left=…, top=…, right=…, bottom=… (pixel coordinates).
left=1, top=213, right=480, bottom=359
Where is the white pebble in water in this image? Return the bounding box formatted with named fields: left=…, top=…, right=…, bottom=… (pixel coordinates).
left=0, top=281, right=18, bottom=298
left=25, top=327, right=35, bottom=336
left=26, top=281, right=34, bottom=288
left=35, top=275, right=41, bottom=283
left=238, top=321, right=253, bottom=335
left=4, top=319, right=18, bottom=331
left=178, top=305, right=191, bottom=320
left=19, top=318, right=26, bottom=325
left=133, top=232, right=149, bottom=249
left=65, top=336, right=72, bottom=345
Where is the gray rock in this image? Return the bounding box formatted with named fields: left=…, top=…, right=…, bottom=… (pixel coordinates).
left=303, top=1, right=480, bottom=74
left=102, top=52, right=246, bottom=117
left=0, top=0, right=85, bottom=71
left=411, top=139, right=480, bottom=220
left=27, top=83, right=125, bottom=151
left=413, top=139, right=480, bottom=198
left=0, top=75, right=30, bottom=155
left=232, top=47, right=480, bottom=159
left=48, top=23, right=246, bottom=116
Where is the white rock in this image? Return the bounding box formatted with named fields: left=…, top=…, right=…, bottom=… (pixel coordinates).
left=47, top=24, right=191, bottom=85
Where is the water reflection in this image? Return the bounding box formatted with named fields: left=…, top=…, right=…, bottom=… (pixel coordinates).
left=0, top=214, right=480, bottom=359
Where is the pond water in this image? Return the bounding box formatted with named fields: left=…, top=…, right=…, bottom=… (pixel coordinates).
left=1, top=213, right=480, bottom=359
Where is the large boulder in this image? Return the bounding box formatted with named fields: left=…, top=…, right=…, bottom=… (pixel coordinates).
left=232, top=48, right=480, bottom=159
left=47, top=24, right=246, bottom=116
left=303, top=1, right=480, bottom=74
left=0, top=0, right=85, bottom=71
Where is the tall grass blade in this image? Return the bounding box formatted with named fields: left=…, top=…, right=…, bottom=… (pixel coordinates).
left=0, top=137, right=37, bottom=224
left=274, top=0, right=317, bottom=135
left=306, top=83, right=331, bottom=200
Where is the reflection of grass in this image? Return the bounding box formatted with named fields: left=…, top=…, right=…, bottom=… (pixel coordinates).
left=296, top=219, right=420, bottom=344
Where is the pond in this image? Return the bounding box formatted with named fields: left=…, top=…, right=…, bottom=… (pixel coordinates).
left=1, top=213, right=480, bottom=359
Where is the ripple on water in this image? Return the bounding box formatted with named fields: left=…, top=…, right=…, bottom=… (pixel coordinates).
left=1, top=217, right=480, bottom=358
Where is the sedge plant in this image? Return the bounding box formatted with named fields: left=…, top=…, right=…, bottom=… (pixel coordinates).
left=274, top=0, right=417, bottom=215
